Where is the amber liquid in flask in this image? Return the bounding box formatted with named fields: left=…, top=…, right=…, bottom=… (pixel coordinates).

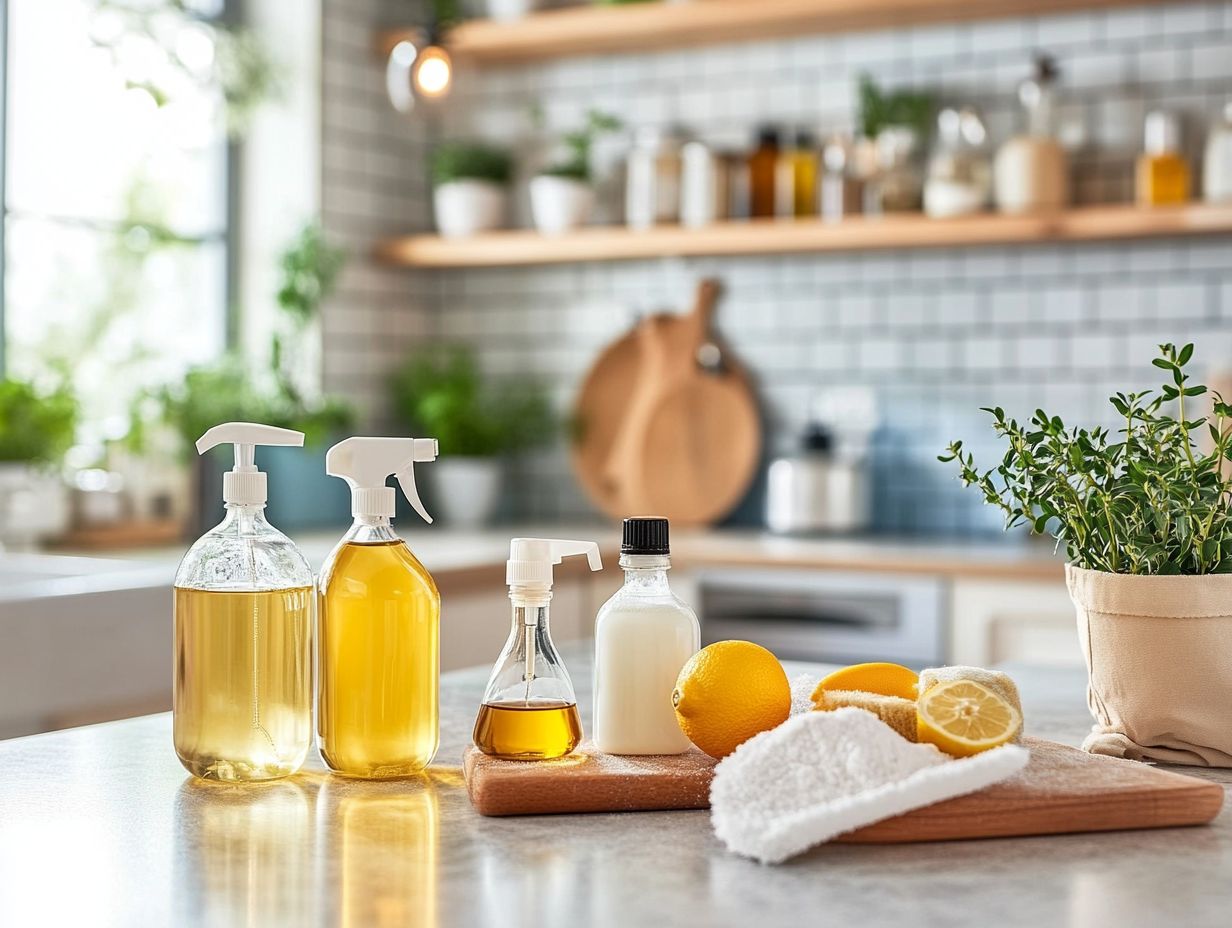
left=472, top=700, right=583, bottom=760
left=473, top=537, right=600, bottom=763
left=318, top=537, right=441, bottom=778
left=173, top=586, right=313, bottom=781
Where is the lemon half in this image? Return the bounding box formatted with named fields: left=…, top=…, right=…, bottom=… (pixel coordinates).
left=916, top=679, right=1022, bottom=757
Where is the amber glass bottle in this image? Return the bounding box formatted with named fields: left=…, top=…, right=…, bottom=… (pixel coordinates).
left=1136, top=110, right=1190, bottom=206
left=748, top=126, right=780, bottom=219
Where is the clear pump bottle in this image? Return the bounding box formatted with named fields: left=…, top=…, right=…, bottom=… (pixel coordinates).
left=173, top=422, right=314, bottom=781
left=594, top=518, right=700, bottom=755
left=472, top=538, right=603, bottom=760
left=317, top=436, right=440, bottom=779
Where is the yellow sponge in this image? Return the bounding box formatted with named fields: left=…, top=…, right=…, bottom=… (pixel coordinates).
left=812, top=689, right=918, bottom=742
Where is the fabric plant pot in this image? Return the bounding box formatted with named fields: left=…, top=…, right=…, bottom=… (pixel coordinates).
left=1068, top=563, right=1232, bottom=767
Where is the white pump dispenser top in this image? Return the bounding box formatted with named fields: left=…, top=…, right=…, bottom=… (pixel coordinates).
left=195, top=421, right=305, bottom=507
left=506, top=538, right=603, bottom=595
left=326, top=436, right=439, bottom=522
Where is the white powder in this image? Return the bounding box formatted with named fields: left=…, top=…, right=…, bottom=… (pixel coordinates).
left=710, top=707, right=1030, bottom=864
left=788, top=672, right=821, bottom=717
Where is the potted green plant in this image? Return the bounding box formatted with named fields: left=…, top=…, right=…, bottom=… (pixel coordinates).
left=529, top=109, right=621, bottom=236
left=943, top=343, right=1232, bottom=767
left=130, top=221, right=354, bottom=533
left=390, top=346, right=555, bottom=526
left=431, top=141, right=514, bottom=238
left=0, top=378, right=77, bottom=547
left=857, top=74, right=934, bottom=213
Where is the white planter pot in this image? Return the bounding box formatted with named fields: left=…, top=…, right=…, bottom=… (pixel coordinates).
left=529, top=175, right=594, bottom=236
left=486, top=0, right=536, bottom=22
left=433, top=180, right=506, bottom=238
left=432, top=458, right=502, bottom=528
left=1068, top=564, right=1232, bottom=767
left=0, top=463, right=71, bottom=549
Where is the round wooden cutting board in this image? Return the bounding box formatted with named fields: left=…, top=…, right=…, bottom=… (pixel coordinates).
left=570, top=280, right=761, bottom=525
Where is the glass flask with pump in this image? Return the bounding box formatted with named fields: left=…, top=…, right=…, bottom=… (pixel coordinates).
left=318, top=436, right=441, bottom=779
left=173, top=422, right=314, bottom=781
left=472, top=538, right=603, bottom=760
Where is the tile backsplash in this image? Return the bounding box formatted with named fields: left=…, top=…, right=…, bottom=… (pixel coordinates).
left=322, top=0, right=1232, bottom=536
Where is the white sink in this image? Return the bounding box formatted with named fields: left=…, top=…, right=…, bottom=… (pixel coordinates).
left=0, top=552, right=176, bottom=739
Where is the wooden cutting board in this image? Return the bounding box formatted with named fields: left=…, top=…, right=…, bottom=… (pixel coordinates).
left=570, top=279, right=761, bottom=524
left=462, top=737, right=1224, bottom=844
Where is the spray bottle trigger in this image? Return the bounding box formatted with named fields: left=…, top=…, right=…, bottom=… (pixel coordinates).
left=396, top=468, right=432, bottom=524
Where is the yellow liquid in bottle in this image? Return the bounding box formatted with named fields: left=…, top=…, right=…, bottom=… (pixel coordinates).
left=318, top=540, right=441, bottom=778
left=472, top=700, right=583, bottom=760
left=173, top=586, right=312, bottom=781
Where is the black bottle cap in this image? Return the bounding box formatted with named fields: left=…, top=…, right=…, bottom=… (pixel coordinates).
left=755, top=125, right=780, bottom=147
left=622, top=517, right=670, bottom=556
left=802, top=423, right=833, bottom=453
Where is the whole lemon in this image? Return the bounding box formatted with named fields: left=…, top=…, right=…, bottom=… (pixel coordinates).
left=672, top=640, right=791, bottom=759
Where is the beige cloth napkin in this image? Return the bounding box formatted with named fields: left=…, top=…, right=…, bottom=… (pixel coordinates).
left=1067, top=563, right=1232, bottom=767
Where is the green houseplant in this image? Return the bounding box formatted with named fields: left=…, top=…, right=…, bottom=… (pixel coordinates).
left=943, top=343, right=1232, bottom=767
left=431, top=141, right=514, bottom=238
left=0, top=378, right=78, bottom=546
left=857, top=74, right=933, bottom=213
left=390, top=346, right=555, bottom=526
left=131, top=220, right=354, bottom=533
left=530, top=109, right=621, bottom=235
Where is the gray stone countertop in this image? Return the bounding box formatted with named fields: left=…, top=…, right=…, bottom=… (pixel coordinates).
left=0, top=650, right=1228, bottom=928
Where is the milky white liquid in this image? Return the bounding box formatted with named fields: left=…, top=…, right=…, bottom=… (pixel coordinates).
left=594, top=599, right=699, bottom=755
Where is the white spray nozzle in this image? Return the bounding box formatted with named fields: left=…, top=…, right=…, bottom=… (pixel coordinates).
left=506, top=538, right=603, bottom=589
left=326, top=436, right=439, bottom=523
left=194, top=421, right=305, bottom=506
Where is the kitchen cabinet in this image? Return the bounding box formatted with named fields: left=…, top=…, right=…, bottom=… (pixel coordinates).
left=949, top=578, right=1080, bottom=668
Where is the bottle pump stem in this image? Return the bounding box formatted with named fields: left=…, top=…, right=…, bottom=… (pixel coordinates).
left=505, top=539, right=602, bottom=695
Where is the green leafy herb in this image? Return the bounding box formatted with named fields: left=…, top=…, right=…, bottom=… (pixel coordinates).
left=431, top=142, right=514, bottom=186
left=858, top=73, right=934, bottom=140
left=538, top=110, right=622, bottom=182
left=0, top=379, right=78, bottom=466
left=276, top=222, right=346, bottom=329
left=139, top=356, right=352, bottom=453
left=941, top=343, right=1232, bottom=575
left=390, top=346, right=556, bottom=457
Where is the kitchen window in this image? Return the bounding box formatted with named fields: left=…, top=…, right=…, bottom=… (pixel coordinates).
left=0, top=0, right=232, bottom=456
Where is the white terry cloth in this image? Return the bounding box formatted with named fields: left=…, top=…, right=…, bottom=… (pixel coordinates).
left=710, top=708, right=1030, bottom=864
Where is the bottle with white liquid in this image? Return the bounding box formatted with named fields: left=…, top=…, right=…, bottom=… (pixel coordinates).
left=594, top=518, right=700, bottom=755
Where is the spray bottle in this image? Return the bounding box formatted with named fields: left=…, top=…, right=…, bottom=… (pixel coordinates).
left=318, top=435, right=440, bottom=778
left=472, top=538, right=603, bottom=760
left=173, top=422, right=313, bottom=781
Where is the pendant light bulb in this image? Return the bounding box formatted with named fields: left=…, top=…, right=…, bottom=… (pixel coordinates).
left=412, top=44, right=452, bottom=99
left=386, top=39, right=418, bottom=114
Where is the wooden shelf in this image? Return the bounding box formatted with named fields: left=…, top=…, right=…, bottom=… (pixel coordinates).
left=374, top=203, right=1232, bottom=269
left=378, top=0, right=1183, bottom=66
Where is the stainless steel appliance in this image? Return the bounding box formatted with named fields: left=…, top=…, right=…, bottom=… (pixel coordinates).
left=696, top=567, right=945, bottom=667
